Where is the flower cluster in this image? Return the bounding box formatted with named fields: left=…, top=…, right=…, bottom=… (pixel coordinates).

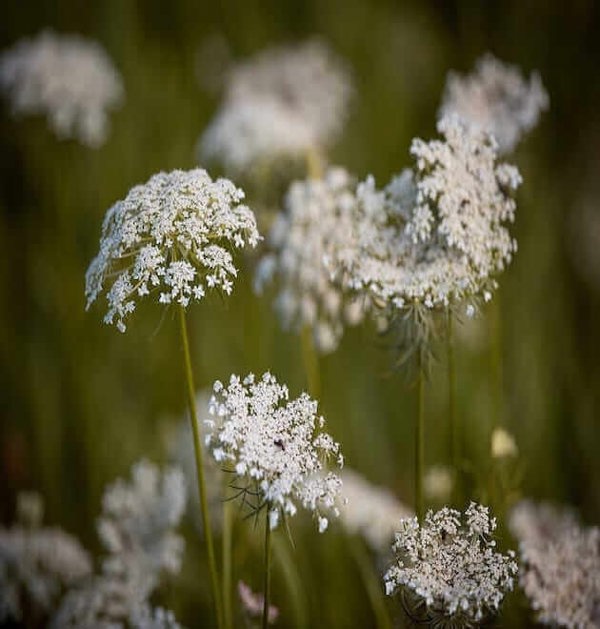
left=439, top=53, right=548, bottom=153
left=333, top=116, right=521, bottom=317
left=0, top=30, right=123, bottom=147
left=52, top=460, right=186, bottom=628
left=509, top=500, right=600, bottom=628
left=85, top=168, right=260, bottom=332
left=255, top=167, right=367, bottom=353
left=384, top=503, right=518, bottom=625
left=205, top=372, right=343, bottom=531
left=199, top=39, right=352, bottom=174
left=337, top=469, right=413, bottom=552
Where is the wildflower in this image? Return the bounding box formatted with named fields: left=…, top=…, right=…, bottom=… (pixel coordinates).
left=199, top=39, right=352, bottom=174
left=509, top=500, right=600, bottom=628
left=238, top=581, right=279, bottom=624
left=255, top=167, right=367, bottom=353
left=491, top=427, right=518, bottom=459
left=0, top=29, right=123, bottom=147
left=424, top=465, right=454, bottom=502
left=85, top=168, right=260, bottom=332
left=439, top=53, right=548, bottom=153
left=384, top=503, right=518, bottom=625
left=337, top=469, right=413, bottom=552
left=205, top=372, right=343, bottom=531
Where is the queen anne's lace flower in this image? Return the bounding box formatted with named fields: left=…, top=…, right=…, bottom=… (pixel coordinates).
left=0, top=30, right=123, bottom=147
left=384, top=503, right=518, bottom=625
left=85, top=168, right=260, bottom=332
left=337, top=469, right=413, bottom=552
left=439, top=53, right=548, bottom=154
left=199, top=40, right=352, bottom=174
left=255, top=167, right=367, bottom=353
left=509, top=501, right=600, bottom=628
left=332, top=116, right=521, bottom=317
left=205, top=372, right=343, bottom=531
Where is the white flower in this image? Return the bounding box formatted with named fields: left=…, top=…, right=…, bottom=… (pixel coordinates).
left=439, top=53, right=549, bottom=153
left=0, top=29, right=123, bottom=147
left=491, top=427, right=518, bottom=459
left=509, top=500, right=600, bottom=629
left=337, top=469, right=413, bottom=552
left=85, top=168, right=260, bottom=332
left=199, top=39, right=352, bottom=174
left=205, top=372, right=343, bottom=531
left=255, top=167, right=367, bottom=353
left=384, top=503, right=518, bottom=624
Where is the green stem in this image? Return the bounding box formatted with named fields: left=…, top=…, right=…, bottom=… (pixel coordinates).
left=306, top=147, right=323, bottom=179
left=301, top=326, right=321, bottom=399
left=490, top=293, right=503, bottom=430
left=415, top=349, right=425, bottom=521
left=446, top=309, right=459, bottom=504
left=178, top=306, right=223, bottom=629
left=222, top=500, right=233, bottom=629
left=262, top=514, right=272, bottom=629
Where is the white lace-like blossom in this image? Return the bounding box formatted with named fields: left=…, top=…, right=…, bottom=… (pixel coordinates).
left=332, top=116, right=521, bottom=315
left=509, top=500, right=600, bottom=628
left=0, top=30, right=123, bottom=147
left=337, top=469, right=413, bottom=552
left=255, top=167, right=367, bottom=353
left=52, top=461, right=186, bottom=628
left=384, top=503, right=518, bottom=624
left=85, top=168, right=260, bottom=332
left=199, top=39, right=352, bottom=174
left=439, top=53, right=548, bottom=154
left=205, top=372, right=343, bottom=531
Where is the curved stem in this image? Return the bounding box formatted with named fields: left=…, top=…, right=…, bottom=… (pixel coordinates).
left=222, top=500, right=233, bottom=629
left=415, top=349, right=425, bottom=521
left=301, top=326, right=321, bottom=399
left=446, top=309, right=459, bottom=504
left=178, top=306, right=223, bottom=629
left=262, top=514, right=273, bottom=629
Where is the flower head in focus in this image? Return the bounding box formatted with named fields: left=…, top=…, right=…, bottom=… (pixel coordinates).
left=0, top=29, right=123, bottom=147
left=439, top=53, right=548, bottom=154
left=205, top=372, right=343, bottom=531
left=384, top=503, right=518, bottom=626
left=85, top=168, right=260, bottom=332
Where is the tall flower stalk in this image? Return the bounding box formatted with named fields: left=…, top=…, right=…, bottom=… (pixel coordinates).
left=262, top=515, right=272, bottom=629
left=415, top=348, right=425, bottom=521
left=446, top=308, right=459, bottom=504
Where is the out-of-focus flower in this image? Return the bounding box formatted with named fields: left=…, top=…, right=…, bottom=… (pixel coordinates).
left=491, top=427, right=518, bottom=459
left=0, top=29, right=123, bottom=147
left=439, top=53, right=548, bottom=154
left=85, top=168, right=260, bottom=332
left=205, top=372, right=343, bottom=531
left=238, top=581, right=279, bottom=624
left=384, top=503, right=518, bottom=625
left=255, top=167, right=367, bottom=354
left=424, top=465, right=454, bottom=502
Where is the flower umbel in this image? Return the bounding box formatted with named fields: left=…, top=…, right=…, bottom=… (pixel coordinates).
left=85, top=168, right=260, bottom=331
left=384, top=503, right=518, bottom=626
left=205, top=372, right=343, bottom=531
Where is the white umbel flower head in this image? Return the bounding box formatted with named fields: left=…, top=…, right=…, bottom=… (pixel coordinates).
left=205, top=372, right=343, bottom=531
left=255, top=167, right=367, bottom=353
left=439, top=53, right=549, bottom=154
left=509, top=500, right=600, bottom=629
left=0, top=30, right=123, bottom=147
left=199, top=39, right=352, bottom=174
left=85, top=168, right=260, bottom=332
left=384, top=503, right=518, bottom=625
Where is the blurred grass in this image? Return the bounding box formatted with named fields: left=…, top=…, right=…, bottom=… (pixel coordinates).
left=2, top=0, right=600, bottom=626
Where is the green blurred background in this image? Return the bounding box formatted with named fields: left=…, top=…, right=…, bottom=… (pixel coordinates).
left=1, top=0, right=600, bottom=626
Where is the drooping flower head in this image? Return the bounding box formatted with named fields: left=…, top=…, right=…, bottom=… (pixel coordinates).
left=255, top=167, right=367, bottom=353
left=199, top=39, right=353, bottom=175
left=439, top=53, right=548, bottom=154
left=205, top=372, right=343, bottom=531
left=85, top=168, right=260, bottom=332
left=0, top=30, right=123, bottom=147
left=509, top=500, right=600, bottom=628
left=384, top=503, right=518, bottom=626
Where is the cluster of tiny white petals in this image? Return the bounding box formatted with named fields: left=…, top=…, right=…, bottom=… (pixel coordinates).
left=199, top=39, right=352, bottom=174
left=332, top=116, right=520, bottom=314
left=509, top=500, right=600, bottom=628
left=337, top=469, right=413, bottom=552
left=0, top=506, right=92, bottom=623
left=255, top=167, right=367, bottom=353
left=439, top=53, right=549, bottom=153
left=85, top=168, right=260, bottom=331
left=384, top=503, right=518, bottom=623
left=0, top=30, right=123, bottom=147
left=53, top=461, right=186, bottom=628
left=205, top=372, right=343, bottom=531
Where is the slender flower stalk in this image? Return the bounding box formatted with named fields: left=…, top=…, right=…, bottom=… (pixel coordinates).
left=446, top=308, right=459, bottom=503
left=301, top=325, right=321, bottom=399
left=415, top=348, right=425, bottom=521
left=178, top=307, right=223, bottom=629
left=489, top=294, right=503, bottom=431
left=262, top=515, right=272, bottom=629
left=222, top=500, right=233, bottom=629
